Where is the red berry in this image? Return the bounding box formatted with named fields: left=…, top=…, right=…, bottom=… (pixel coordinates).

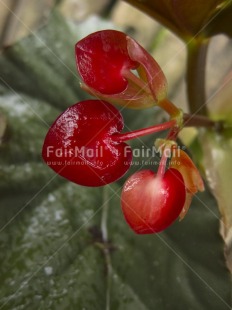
left=75, top=30, right=138, bottom=95
left=42, top=100, right=132, bottom=187
left=121, top=168, right=186, bottom=234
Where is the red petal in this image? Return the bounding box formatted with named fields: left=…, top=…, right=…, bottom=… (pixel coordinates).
left=75, top=30, right=138, bottom=95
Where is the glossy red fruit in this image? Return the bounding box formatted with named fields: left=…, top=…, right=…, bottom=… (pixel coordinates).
left=42, top=100, right=132, bottom=187
left=121, top=168, right=186, bottom=234
left=75, top=30, right=138, bottom=95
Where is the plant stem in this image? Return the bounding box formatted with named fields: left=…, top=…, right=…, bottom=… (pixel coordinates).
left=113, top=113, right=223, bottom=144
left=167, top=126, right=180, bottom=141
left=183, top=113, right=226, bottom=133
left=113, top=119, right=176, bottom=142
left=157, top=148, right=169, bottom=177
left=183, top=113, right=222, bottom=129
left=186, top=38, right=209, bottom=115
left=158, top=98, right=181, bottom=117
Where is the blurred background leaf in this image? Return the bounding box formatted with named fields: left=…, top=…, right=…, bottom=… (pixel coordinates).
left=0, top=0, right=55, bottom=48
left=200, top=131, right=232, bottom=273
left=198, top=71, right=232, bottom=273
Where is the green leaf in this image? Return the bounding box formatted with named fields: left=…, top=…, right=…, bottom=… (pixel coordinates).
left=0, top=11, right=83, bottom=110
left=0, top=10, right=231, bottom=310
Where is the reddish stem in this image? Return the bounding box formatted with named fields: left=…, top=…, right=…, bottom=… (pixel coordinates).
left=113, top=120, right=176, bottom=143
left=157, top=148, right=169, bottom=177
left=167, top=126, right=180, bottom=141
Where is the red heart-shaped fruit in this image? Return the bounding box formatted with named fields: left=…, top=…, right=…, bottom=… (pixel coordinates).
left=121, top=168, right=186, bottom=234
left=42, top=100, right=132, bottom=186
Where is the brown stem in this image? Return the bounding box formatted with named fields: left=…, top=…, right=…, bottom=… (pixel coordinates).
left=183, top=113, right=224, bottom=131
left=186, top=38, right=209, bottom=115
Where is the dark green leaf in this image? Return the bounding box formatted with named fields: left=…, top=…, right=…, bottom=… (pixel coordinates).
left=0, top=11, right=84, bottom=110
